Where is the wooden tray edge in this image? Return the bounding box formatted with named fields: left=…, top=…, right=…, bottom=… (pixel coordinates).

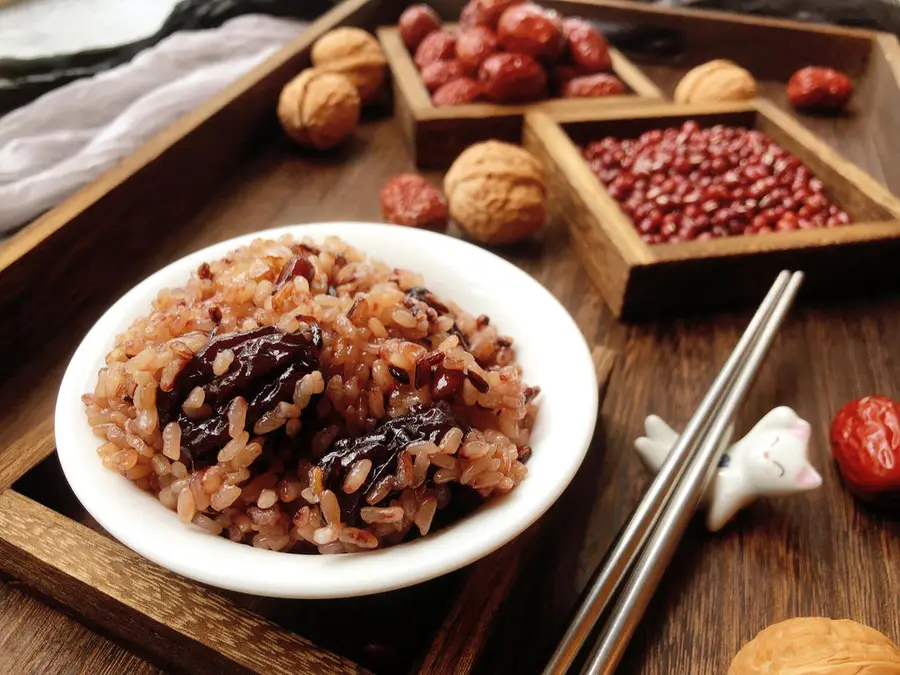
left=0, top=0, right=380, bottom=281
left=0, top=489, right=369, bottom=675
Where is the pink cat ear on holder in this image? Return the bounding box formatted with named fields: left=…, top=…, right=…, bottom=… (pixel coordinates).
left=795, top=465, right=822, bottom=489
left=792, top=420, right=811, bottom=441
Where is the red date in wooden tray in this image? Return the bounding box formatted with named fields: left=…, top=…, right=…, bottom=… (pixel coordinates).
left=377, top=20, right=662, bottom=168
left=523, top=100, right=900, bottom=319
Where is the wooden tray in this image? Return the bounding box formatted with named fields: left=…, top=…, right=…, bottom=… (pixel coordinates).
left=524, top=99, right=900, bottom=319
left=0, top=2, right=616, bottom=673
left=378, top=24, right=664, bottom=168
left=3, top=0, right=900, bottom=673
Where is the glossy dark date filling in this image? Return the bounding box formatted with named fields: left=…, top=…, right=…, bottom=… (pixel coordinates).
left=318, top=403, right=465, bottom=525
left=157, top=325, right=321, bottom=468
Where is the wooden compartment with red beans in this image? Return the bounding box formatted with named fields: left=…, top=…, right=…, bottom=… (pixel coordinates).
left=377, top=2, right=662, bottom=168
left=523, top=99, right=900, bottom=319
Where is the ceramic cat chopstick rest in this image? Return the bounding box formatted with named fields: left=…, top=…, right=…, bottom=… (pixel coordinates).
left=635, top=407, right=823, bottom=531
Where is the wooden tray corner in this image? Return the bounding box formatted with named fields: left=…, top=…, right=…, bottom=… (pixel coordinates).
left=523, top=99, right=900, bottom=319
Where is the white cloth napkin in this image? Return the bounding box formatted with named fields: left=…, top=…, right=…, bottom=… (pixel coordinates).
left=0, top=14, right=307, bottom=235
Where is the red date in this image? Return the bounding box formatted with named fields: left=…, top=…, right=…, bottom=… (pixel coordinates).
left=420, top=59, right=466, bottom=92
left=380, top=174, right=449, bottom=229
left=414, top=30, right=457, bottom=70
left=496, top=4, right=565, bottom=60
left=459, top=0, right=524, bottom=29
left=455, top=26, right=499, bottom=73
left=562, top=18, right=612, bottom=74
left=399, top=5, right=443, bottom=51
left=478, top=52, right=547, bottom=103
left=561, top=73, right=624, bottom=98
left=432, top=77, right=490, bottom=106
left=831, top=396, right=900, bottom=504
left=787, top=66, right=853, bottom=112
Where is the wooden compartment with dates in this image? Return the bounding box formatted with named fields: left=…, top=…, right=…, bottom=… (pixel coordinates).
left=377, top=21, right=663, bottom=169
left=523, top=99, right=900, bottom=319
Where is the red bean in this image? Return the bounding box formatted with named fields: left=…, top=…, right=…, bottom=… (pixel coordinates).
left=579, top=122, right=852, bottom=243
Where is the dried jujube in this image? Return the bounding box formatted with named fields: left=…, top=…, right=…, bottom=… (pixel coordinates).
left=398, top=4, right=442, bottom=51
left=317, top=403, right=465, bottom=524
left=157, top=325, right=321, bottom=467
left=380, top=174, right=449, bottom=229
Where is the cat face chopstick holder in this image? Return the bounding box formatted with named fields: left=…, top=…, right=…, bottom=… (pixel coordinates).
left=635, top=407, right=822, bottom=531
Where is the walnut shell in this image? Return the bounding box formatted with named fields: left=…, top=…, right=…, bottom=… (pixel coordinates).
left=277, top=68, right=361, bottom=150
left=674, top=60, right=757, bottom=104
left=310, top=27, right=387, bottom=105
left=444, top=141, right=546, bottom=245
left=729, top=618, right=900, bottom=675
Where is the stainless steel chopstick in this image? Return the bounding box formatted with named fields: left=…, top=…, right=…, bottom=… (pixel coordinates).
left=541, top=271, right=792, bottom=675
left=581, top=271, right=804, bottom=675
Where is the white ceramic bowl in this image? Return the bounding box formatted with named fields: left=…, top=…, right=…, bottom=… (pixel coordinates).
left=55, top=222, right=598, bottom=598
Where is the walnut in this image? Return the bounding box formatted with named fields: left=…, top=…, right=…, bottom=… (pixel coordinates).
left=277, top=68, right=360, bottom=150
left=310, top=27, right=387, bottom=105
left=729, top=618, right=900, bottom=674
left=674, top=60, right=757, bottom=104
left=444, top=141, right=546, bottom=245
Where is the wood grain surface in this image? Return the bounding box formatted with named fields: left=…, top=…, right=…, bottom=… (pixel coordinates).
left=2, top=2, right=900, bottom=675
left=0, top=490, right=367, bottom=675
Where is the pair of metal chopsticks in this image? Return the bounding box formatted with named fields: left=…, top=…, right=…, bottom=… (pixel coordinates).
left=544, top=270, right=805, bottom=675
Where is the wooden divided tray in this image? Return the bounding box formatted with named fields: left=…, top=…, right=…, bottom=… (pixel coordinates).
left=524, top=100, right=900, bottom=319
left=2, top=0, right=900, bottom=673
left=378, top=25, right=664, bottom=168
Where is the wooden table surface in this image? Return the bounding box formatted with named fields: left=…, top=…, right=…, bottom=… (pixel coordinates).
left=2, top=52, right=900, bottom=675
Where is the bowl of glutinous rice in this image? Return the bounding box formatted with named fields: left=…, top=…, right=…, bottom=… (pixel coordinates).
left=55, top=222, right=598, bottom=598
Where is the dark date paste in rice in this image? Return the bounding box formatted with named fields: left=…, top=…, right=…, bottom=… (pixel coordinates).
left=82, top=235, right=538, bottom=554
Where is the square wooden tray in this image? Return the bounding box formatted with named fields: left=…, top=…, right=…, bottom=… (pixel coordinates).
left=524, top=99, right=900, bottom=319
left=3, top=0, right=900, bottom=672
left=378, top=24, right=664, bottom=168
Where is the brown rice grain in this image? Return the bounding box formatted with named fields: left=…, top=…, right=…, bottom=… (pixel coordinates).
left=177, top=488, right=197, bottom=524
left=412, top=452, right=429, bottom=488
left=342, top=459, right=372, bottom=494
left=471, top=471, right=505, bottom=489
left=192, top=513, right=224, bottom=535
left=320, top=490, right=341, bottom=526
left=365, top=476, right=395, bottom=504
left=232, top=441, right=263, bottom=470
left=313, top=525, right=340, bottom=545
left=227, top=397, right=248, bottom=439
left=218, top=431, right=249, bottom=463
left=414, top=495, right=438, bottom=536
left=360, top=506, right=404, bottom=524
left=211, top=485, right=242, bottom=511
left=257, top=489, right=278, bottom=509
left=161, top=422, right=182, bottom=460
left=339, top=527, right=378, bottom=549
left=212, top=349, right=235, bottom=376
left=433, top=468, right=459, bottom=484
left=183, top=386, right=206, bottom=411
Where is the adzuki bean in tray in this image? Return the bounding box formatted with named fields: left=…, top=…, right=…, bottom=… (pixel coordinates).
left=581, top=121, right=853, bottom=244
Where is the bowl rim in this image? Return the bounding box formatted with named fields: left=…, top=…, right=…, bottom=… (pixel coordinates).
left=55, top=222, right=599, bottom=598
